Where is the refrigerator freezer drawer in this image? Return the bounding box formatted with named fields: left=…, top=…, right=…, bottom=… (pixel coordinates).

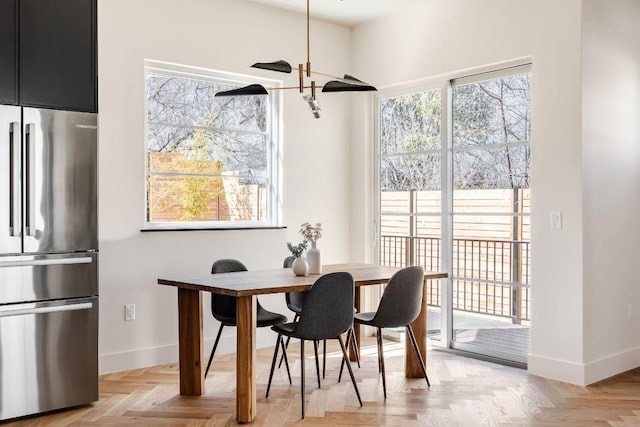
left=0, top=252, right=97, bottom=305
left=0, top=297, right=98, bottom=421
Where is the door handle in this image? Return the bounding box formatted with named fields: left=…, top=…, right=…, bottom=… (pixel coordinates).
left=9, top=122, right=21, bottom=237
left=0, top=256, right=93, bottom=268
left=0, top=302, right=94, bottom=318
left=25, top=123, right=36, bottom=237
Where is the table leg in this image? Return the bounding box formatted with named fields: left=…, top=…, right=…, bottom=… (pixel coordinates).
left=405, top=278, right=428, bottom=378
left=349, top=287, right=361, bottom=362
left=177, top=288, right=204, bottom=395
left=236, top=295, right=257, bottom=423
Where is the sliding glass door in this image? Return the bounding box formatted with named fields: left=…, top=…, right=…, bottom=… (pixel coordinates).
left=377, top=88, right=445, bottom=343
left=376, top=65, right=532, bottom=364
left=450, top=69, right=531, bottom=364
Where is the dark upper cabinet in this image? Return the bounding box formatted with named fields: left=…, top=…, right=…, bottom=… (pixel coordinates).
left=0, top=0, right=17, bottom=105
left=20, top=0, right=96, bottom=112
left=0, top=0, right=96, bottom=112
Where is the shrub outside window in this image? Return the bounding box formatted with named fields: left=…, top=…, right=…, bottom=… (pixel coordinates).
left=144, top=61, right=281, bottom=229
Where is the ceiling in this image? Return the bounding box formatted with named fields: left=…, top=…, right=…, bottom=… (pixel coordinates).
left=245, top=0, right=429, bottom=27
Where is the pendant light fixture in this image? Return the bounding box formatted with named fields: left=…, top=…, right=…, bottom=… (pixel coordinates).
left=215, top=0, right=377, bottom=118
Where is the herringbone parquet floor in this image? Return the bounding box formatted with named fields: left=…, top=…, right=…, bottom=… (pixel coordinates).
left=4, top=338, right=640, bottom=426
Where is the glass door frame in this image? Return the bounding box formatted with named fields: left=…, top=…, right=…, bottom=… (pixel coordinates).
left=373, top=60, right=532, bottom=364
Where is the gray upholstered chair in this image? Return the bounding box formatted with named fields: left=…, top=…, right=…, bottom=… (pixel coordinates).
left=283, top=255, right=307, bottom=320
left=347, top=266, right=430, bottom=398
left=281, top=256, right=361, bottom=378
left=266, top=272, right=363, bottom=419
left=205, top=259, right=291, bottom=382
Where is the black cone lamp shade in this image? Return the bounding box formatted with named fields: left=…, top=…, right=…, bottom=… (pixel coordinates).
left=251, top=60, right=293, bottom=74
left=322, top=74, right=377, bottom=93
left=215, top=84, right=269, bottom=97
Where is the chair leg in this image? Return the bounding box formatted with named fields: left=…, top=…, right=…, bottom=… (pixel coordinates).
left=338, top=328, right=357, bottom=383
left=376, top=329, right=382, bottom=374
left=280, top=334, right=292, bottom=385
left=205, top=324, right=224, bottom=378
left=279, top=313, right=299, bottom=368
left=348, top=327, right=361, bottom=368
left=322, top=339, right=327, bottom=379
left=266, top=334, right=282, bottom=398
left=313, top=340, right=321, bottom=389
left=346, top=327, right=361, bottom=368
left=406, top=324, right=431, bottom=387
left=301, top=340, right=306, bottom=419
left=337, top=335, right=363, bottom=407
left=338, top=348, right=345, bottom=383
left=377, top=327, right=387, bottom=399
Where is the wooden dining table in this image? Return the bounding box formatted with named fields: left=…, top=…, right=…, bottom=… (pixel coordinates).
left=158, top=263, right=446, bottom=423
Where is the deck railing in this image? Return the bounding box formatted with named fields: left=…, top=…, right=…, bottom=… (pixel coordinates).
left=381, top=235, right=531, bottom=323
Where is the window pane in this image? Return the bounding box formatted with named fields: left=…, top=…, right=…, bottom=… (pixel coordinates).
left=147, top=124, right=267, bottom=176
left=380, top=154, right=441, bottom=191
left=147, top=175, right=267, bottom=222
left=147, top=73, right=267, bottom=132
left=380, top=190, right=441, bottom=214
left=379, top=90, right=441, bottom=155
left=453, top=213, right=514, bottom=241
left=453, top=188, right=529, bottom=215
left=144, top=63, right=278, bottom=227
left=453, top=146, right=529, bottom=190
left=453, top=73, right=531, bottom=147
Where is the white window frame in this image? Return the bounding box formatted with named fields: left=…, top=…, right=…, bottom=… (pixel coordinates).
left=143, top=60, right=283, bottom=230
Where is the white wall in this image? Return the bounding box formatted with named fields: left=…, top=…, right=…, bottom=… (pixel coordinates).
left=581, top=0, right=640, bottom=383
left=349, top=0, right=590, bottom=384
left=97, top=0, right=353, bottom=373
left=97, top=0, right=640, bottom=385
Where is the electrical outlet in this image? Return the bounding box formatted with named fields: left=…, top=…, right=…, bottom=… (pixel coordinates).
left=124, top=304, right=136, bottom=321
left=628, top=304, right=633, bottom=321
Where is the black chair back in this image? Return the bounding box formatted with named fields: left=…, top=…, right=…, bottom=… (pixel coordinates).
left=372, top=266, right=425, bottom=328
left=210, top=259, right=248, bottom=322
left=294, top=272, right=354, bottom=340
left=284, top=256, right=307, bottom=310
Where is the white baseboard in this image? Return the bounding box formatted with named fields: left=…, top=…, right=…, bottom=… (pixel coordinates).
left=528, top=346, right=640, bottom=386
left=527, top=354, right=586, bottom=385
left=99, top=331, right=279, bottom=375
left=583, top=346, right=640, bottom=384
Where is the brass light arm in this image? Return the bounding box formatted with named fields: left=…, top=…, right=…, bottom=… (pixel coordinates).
left=298, top=64, right=305, bottom=93
left=306, top=0, right=311, bottom=77
left=268, top=85, right=322, bottom=91
left=304, top=69, right=342, bottom=80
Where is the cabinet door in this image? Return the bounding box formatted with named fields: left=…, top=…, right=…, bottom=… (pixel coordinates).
left=0, top=0, right=17, bottom=105
left=19, top=0, right=96, bottom=112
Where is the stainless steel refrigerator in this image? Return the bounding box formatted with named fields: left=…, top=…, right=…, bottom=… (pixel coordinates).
left=0, top=105, right=98, bottom=421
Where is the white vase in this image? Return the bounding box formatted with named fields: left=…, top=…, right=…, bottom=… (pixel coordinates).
left=292, top=257, right=308, bottom=276
left=306, top=241, right=322, bottom=275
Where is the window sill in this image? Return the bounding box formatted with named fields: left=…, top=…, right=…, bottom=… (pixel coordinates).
left=141, top=225, right=287, bottom=232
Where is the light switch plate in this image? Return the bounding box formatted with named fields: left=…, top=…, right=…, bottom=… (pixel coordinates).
left=551, top=211, right=562, bottom=229
left=124, top=304, right=136, bottom=321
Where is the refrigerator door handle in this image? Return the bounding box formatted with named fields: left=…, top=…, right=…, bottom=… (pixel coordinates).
left=9, top=122, right=21, bottom=237
left=25, top=123, right=36, bottom=237
left=0, top=302, right=94, bottom=318
left=0, top=256, right=93, bottom=268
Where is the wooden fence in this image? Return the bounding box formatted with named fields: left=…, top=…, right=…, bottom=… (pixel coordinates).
left=380, top=189, right=531, bottom=323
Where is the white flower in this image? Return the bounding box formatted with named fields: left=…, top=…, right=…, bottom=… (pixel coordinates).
left=300, top=222, right=322, bottom=243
